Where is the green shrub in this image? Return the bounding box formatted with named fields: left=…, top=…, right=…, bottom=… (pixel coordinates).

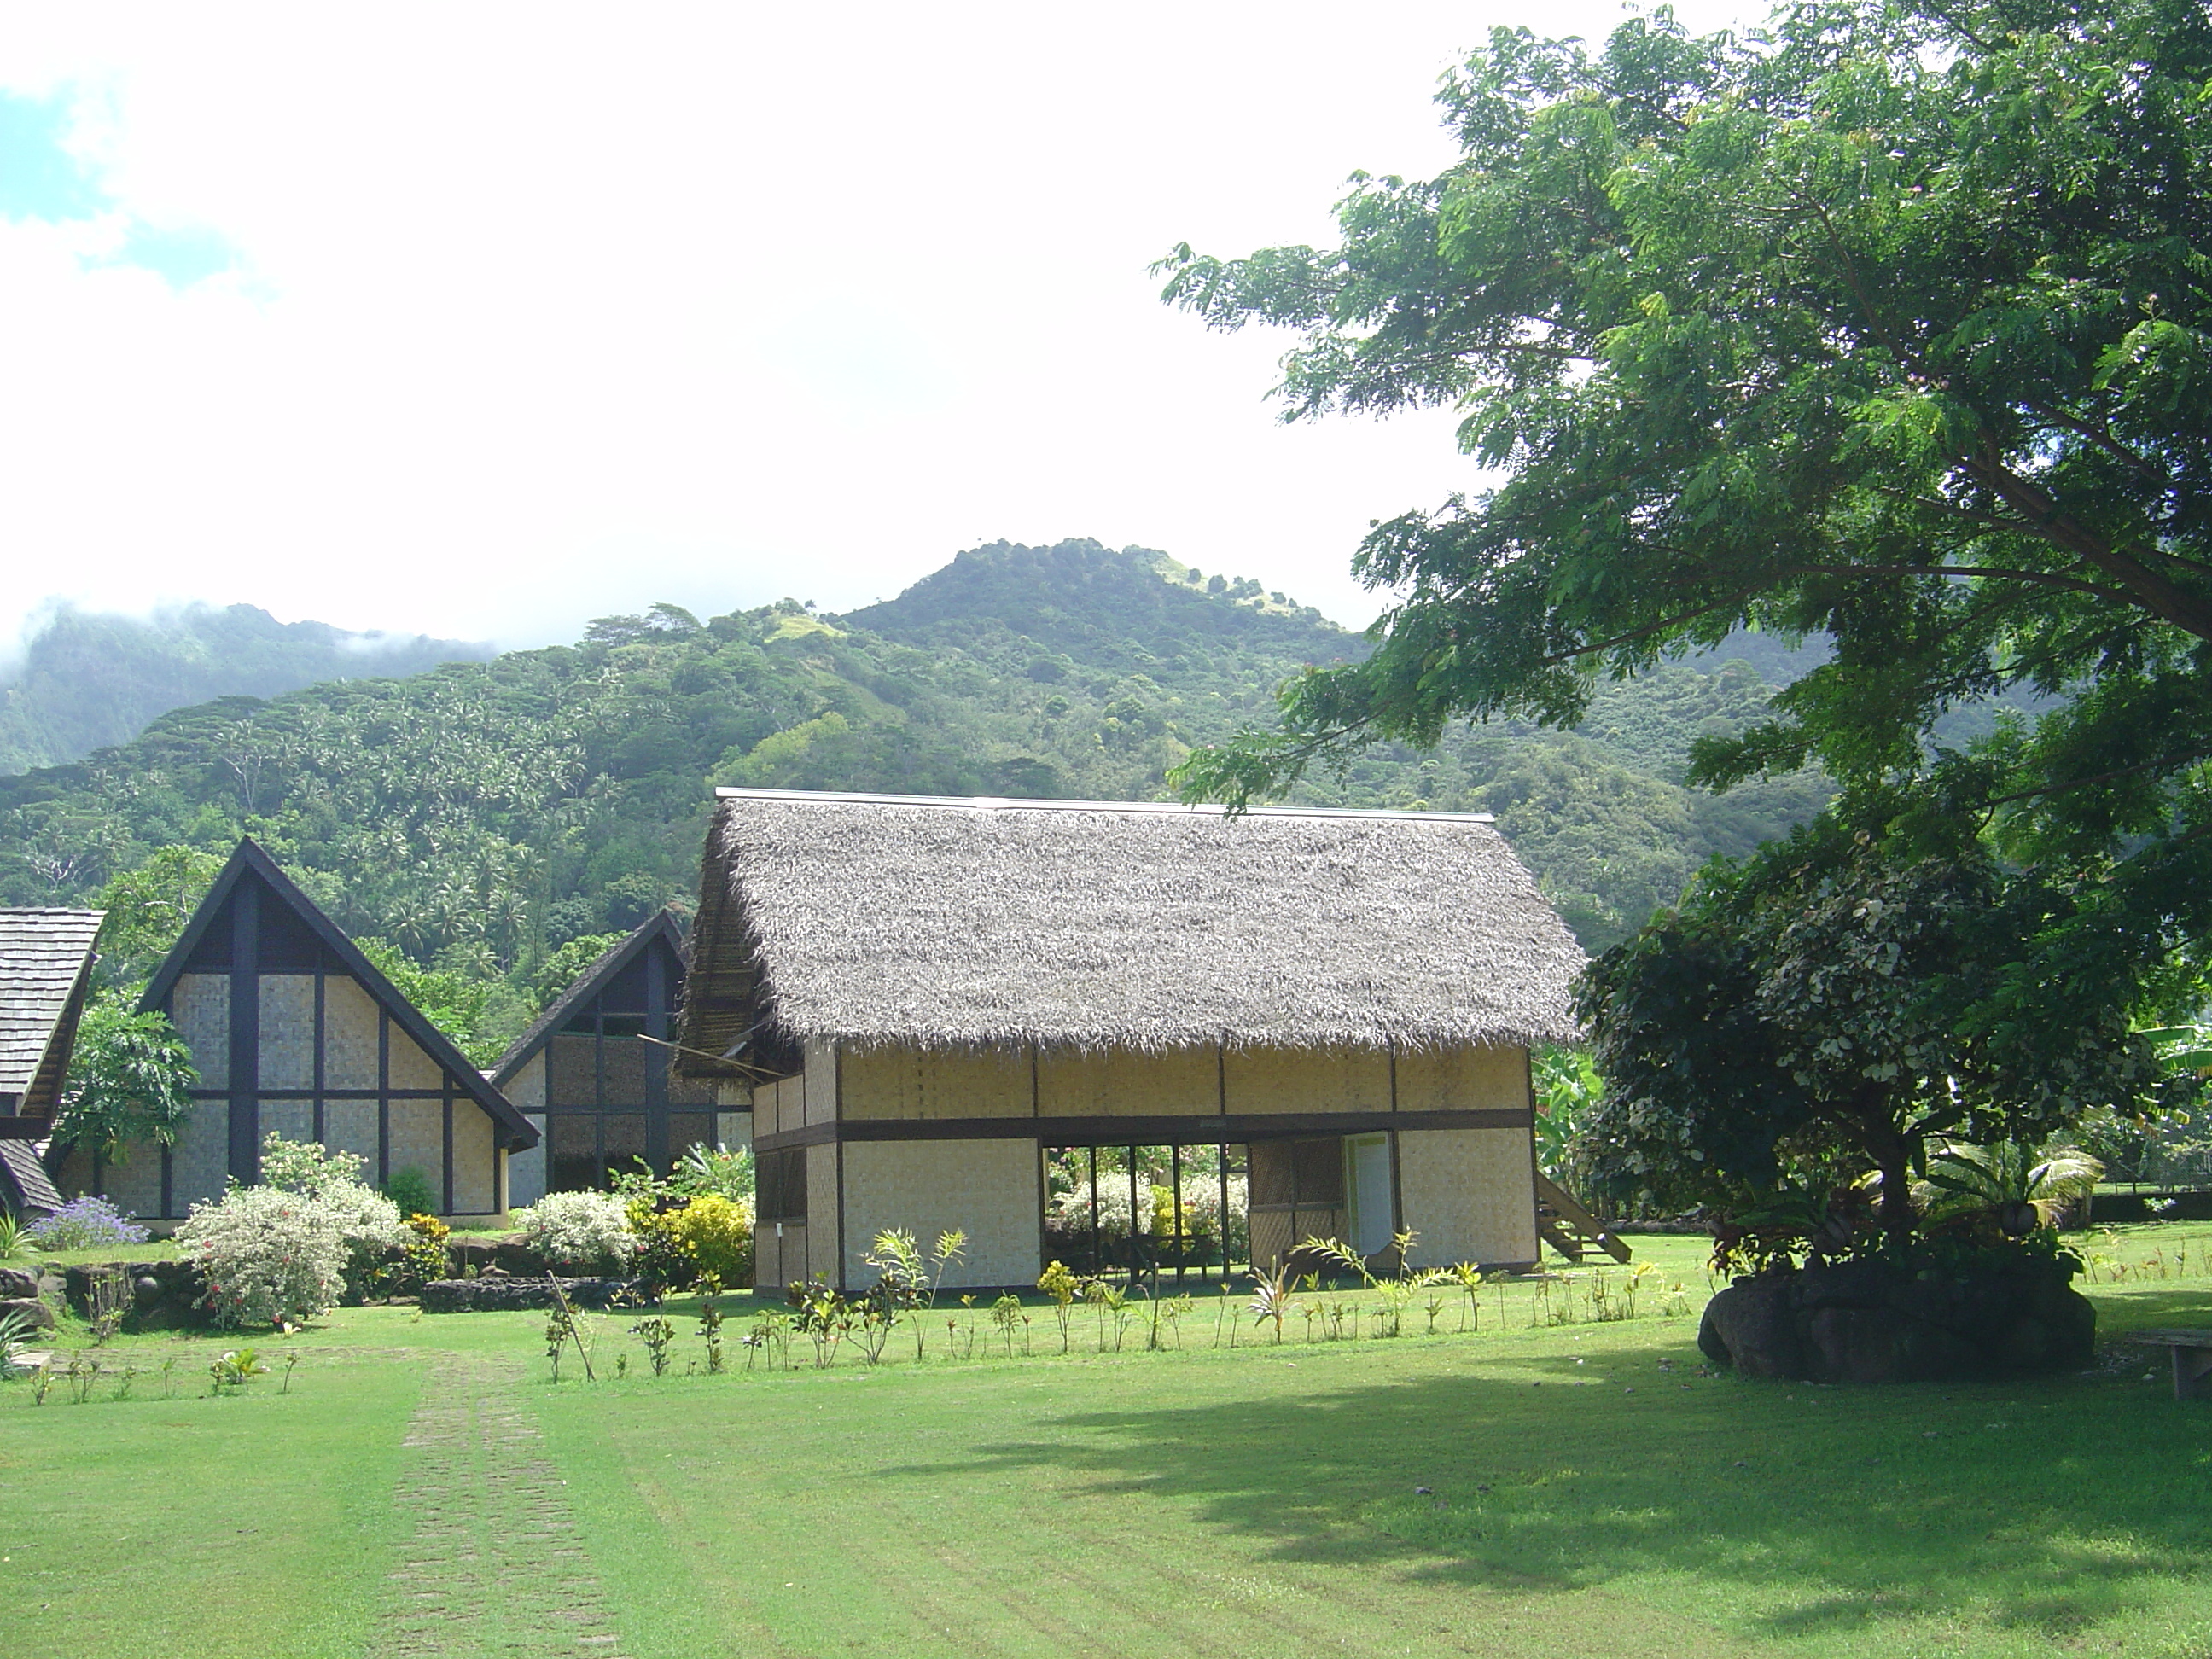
left=670, top=1195, right=754, bottom=1288
left=381, top=1167, right=438, bottom=1220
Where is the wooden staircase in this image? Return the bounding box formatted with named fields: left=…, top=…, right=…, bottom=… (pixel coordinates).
left=1535, top=1173, right=1633, bottom=1264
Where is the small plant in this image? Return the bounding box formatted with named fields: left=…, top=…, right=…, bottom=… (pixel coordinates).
left=1165, top=1293, right=1192, bottom=1349
left=1037, top=1260, right=1082, bottom=1353
left=280, top=1353, right=300, bottom=1394
left=990, top=1293, right=1022, bottom=1358
left=389, top=1212, right=453, bottom=1294
left=868, top=1227, right=969, bottom=1360
left=698, top=1273, right=726, bottom=1374
left=1423, top=1295, right=1446, bottom=1335
left=65, top=1353, right=101, bottom=1403
left=26, top=1196, right=148, bottom=1251
left=112, top=1364, right=137, bottom=1400
left=30, top=1359, right=55, bottom=1406
left=158, top=1356, right=178, bottom=1399
left=788, top=1275, right=851, bottom=1368
left=0, top=1307, right=38, bottom=1379
left=209, top=1348, right=268, bottom=1394
left=85, top=1265, right=131, bottom=1344
left=0, top=1213, right=25, bottom=1260
left=752, top=1309, right=794, bottom=1371
left=631, top=1316, right=677, bottom=1377
left=614, top=1353, right=630, bottom=1379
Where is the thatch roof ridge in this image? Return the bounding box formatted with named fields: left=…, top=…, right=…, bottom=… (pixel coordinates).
left=686, top=789, right=1585, bottom=1057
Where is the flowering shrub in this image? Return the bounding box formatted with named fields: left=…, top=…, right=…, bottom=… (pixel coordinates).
left=668, top=1194, right=754, bottom=1287
left=176, top=1186, right=351, bottom=1328
left=514, top=1189, right=636, bottom=1270
left=26, top=1196, right=149, bottom=1251
left=254, top=1133, right=408, bottom=1298
left=175, top=1138, right=410, bottom=1327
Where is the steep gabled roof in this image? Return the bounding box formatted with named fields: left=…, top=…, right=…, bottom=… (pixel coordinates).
left=0, top=908, right=104, bottom=1115
left=681, top=789, right=1586, bottom=1059
left=489, top=910, right=685, bottom=1086
left=143, top=841, right=537, bottom=1150
left=0, top=1138, right=64, bottom=1215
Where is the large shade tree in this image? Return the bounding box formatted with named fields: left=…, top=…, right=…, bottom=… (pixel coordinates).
left=1161, top=0, right=2212, bottom=957
left=1572, top=806, right=2166, bottom=1244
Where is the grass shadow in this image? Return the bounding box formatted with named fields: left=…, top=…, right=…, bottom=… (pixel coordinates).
left=884, top=1309, right=2212, bottom=1644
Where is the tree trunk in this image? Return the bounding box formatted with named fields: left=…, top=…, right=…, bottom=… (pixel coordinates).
left=1863, top=1096, right=1917, bottom=1253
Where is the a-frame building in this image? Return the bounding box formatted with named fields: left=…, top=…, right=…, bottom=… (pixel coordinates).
left=490, top=910, right=731, bottom=1205
left=58, top=841, right=537, bottom=1224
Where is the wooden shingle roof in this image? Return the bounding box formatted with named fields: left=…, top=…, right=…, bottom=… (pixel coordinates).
left=0, top=908, right=103, bottom=1115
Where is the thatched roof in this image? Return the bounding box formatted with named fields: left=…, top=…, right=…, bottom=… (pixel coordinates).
left=681, top=789, right=1585, bottom=1062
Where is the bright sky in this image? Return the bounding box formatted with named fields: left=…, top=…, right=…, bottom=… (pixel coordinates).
left=0, top=1, right=1754, bottom=653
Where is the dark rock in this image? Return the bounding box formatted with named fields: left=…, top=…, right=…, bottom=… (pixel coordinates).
left=0, top=1296, right=55, bottom=1330
left=59, top=1260, right=207, bottom=1328
left=418, top=1276, right=641, bottom=1314
left=1700, top=1257, right=2095, bottom=1383
left=0, top=1267, right=38, bottom=1301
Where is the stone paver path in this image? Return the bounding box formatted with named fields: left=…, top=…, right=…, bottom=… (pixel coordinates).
left=370, top=1355, right=631, bottom=1658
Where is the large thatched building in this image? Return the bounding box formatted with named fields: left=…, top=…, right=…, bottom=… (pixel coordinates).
left=678, top=789, right=1587, bottom=1291
left=61, top=841, right=537, bottom=1224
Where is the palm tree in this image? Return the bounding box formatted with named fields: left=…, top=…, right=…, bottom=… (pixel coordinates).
left=1916, top=1143, right=2104, bottom=1236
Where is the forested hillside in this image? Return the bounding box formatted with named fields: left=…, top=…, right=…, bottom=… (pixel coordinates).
left=0, top=602, right=489, bottom=774
left=0, top=538, right=1828, bottom=1055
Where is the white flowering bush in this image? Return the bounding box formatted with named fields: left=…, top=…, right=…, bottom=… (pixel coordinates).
left=514, top=1189, right=636, bottom=1270
left=174, top=1134, right=410, bottom=1327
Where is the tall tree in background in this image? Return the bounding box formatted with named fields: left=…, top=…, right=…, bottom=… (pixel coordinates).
left=1162, top=0, right=2212, bottom=956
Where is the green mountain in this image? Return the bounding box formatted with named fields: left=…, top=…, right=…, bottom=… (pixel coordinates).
left=0, top=538, right=1829, bottom=1054
left=0, top=602, right=490, bottom=774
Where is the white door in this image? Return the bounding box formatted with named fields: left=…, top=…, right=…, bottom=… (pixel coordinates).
left=1346, top=1134, right=1393, bottom=1256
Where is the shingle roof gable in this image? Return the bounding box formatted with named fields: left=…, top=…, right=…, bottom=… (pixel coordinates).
left=0, top=909, right=104, bottom=1103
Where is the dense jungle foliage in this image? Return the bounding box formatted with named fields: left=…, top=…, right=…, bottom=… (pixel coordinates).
left=0, top=601, right=487, bottom=775
left=1, top=538, right=1831, bottom=1055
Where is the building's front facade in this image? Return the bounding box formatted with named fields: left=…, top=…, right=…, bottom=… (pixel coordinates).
left=61, top=841, right=537, bottom=1225
left=682, top=789, right=1588, bottom=1292
left=493, top=911, right=739, bottom=1207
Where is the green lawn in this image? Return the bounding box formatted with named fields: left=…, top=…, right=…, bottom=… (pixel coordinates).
left=4, top=1229, right=2211, bottom=1658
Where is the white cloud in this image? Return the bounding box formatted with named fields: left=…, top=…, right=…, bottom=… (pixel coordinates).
left=0, top=0, right=1756, bottom=650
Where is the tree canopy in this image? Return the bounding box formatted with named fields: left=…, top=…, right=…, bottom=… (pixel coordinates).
left=1572, top=807, right=2166, bottom=1241
left=1162, top=0, right=2212, bottom=958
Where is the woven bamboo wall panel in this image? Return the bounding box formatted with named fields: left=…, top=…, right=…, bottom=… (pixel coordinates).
left=324, top=1101, right=378, bottom=1171
left=509, top=1115, right=548, bottom=1208
left=1396, top=1126, right=1537, bottom=1267
left=385, top=1025, right=444, bottom=1093
left=505, top=1052, right=547, bottom=1110
left=1225, top=1045, right=1391, bottom=1115
left=259, top=1099, right=313, bottom=1147
left=803, top=1041, right=839, bottom=1126
left=1394, top=1045, right=1528, bottom=1114
left=257, top=975, right=317, bottom=1090
left=806, top=1144, right=841, bottom=1281
left=172, top=974, right=229, bottom=1090
left=170, top=1102, right=229, bottom=1213
left=841, top=1045, right=1031, bottom=1121
left=323, top=977, right=382, bottom=1090
left=451, top=1106, right=496, bottom=1213
left=388, top=1098, right=445, bottom=1190
left=841, top=1138, right=1040, bottom=1290
left=1035, top=1045, right=1214, bottom=1116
